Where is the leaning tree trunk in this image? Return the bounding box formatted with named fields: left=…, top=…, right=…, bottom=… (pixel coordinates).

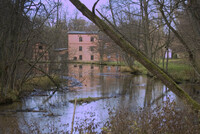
left=69, top=0, right=200, bottom=111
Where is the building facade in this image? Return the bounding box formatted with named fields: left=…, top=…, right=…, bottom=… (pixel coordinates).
left=32, top=42, right=49, bottom=62
left=54, top=48, right=68, bottom=62
left=68, top=31, right=99, bottom=62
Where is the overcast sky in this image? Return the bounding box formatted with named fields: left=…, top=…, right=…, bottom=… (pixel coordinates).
left=61, top=0, right=108, bottom=18
left=64, top=0, right=107, bottom=10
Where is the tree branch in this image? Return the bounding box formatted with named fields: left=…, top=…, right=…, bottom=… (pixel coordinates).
left=92, top=0, right=100, bottom=14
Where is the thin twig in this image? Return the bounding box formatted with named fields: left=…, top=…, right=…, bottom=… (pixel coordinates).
left=92, top=0, right=100, bottom=14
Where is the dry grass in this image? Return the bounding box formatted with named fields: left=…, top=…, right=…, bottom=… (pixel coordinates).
left=103, top=98, right=200, bottom=134
left=24, top=75, right=64, bottom=90
left=0, top=75, right=65, bottom=105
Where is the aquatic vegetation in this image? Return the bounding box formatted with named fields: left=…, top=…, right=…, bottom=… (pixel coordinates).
left=69, top=96, right=111, bottom=104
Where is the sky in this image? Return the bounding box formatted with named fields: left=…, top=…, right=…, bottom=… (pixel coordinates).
left=61, top=0, right=108, bottom=18
left=63, top=0, right=107, bottom=11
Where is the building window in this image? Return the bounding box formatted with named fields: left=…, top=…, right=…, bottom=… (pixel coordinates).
left=39, top=46, right=43, bottom=49
left=90, top=46, right=94, bottom=51
left=79, top=46, right=82, bottom=51
left=79, top=37, right=83, bottom=42
left=73, top=57, right=77, bottom=60
left=90, top=37, right=94, bottom=42
left=79, top=55, right=82, bottom=60
left=74, top=64, right=77, bottom=67
left=91, top=65, right=94, bottom=69
left=91, top=55, right=94, bottom=60
left=79, top=65, right=82, bottom=69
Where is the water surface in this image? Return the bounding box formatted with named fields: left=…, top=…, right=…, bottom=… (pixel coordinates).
left=0, top=63, right=200, bottom=133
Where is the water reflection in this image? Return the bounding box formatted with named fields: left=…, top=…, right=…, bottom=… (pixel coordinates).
left=0, top=63, right=200, bottom=133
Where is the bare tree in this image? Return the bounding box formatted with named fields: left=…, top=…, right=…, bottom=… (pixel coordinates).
left=101, top=0, right=168, bottom=70
left=0, top=0, right=58, bottom=99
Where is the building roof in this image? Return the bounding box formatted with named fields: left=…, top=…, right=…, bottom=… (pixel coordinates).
left=68, top=31, right=98, bottom=34
left=54, top=48, right=68, bottom=51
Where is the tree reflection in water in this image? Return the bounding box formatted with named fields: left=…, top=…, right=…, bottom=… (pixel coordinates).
left=0, top=63, right=199, bottom=133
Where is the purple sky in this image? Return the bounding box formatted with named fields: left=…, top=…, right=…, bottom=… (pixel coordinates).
left=61, top=0, right=108, bottom=18
left=64, top=0, right=107, bottom=10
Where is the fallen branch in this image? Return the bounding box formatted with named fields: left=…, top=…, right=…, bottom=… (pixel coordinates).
left=69, top=96, right=113, bottom=104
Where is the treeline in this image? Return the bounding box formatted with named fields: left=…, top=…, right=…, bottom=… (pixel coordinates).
left=97, top=0, right=200, bottom=75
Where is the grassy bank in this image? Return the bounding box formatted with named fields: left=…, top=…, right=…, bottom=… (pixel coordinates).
left=121, top=59, right=197, bottom=83
left=0, top=75, right=65, bottom=105
left=68, top=61, right=125, bottom=66
left=23, top=75, right=64, bottom=91
left=165, top=61, right=194, bottom=82
left=69, top=59, right=196, bottom=82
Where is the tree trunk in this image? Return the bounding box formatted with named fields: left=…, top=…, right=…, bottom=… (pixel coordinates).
left=69, top=0, right=200, bottom=111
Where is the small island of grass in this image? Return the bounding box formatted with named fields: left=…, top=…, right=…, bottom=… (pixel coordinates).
left=69, top=96, right=113, bottom=104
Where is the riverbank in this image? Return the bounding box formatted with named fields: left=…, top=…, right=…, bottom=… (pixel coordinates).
left=67, top=61, right=125, bottom=66
left=0, top=59, right=197, bottom=105
left=68, top=59, right=197, bottom=83
left=120, top=59, right=198, bottom=83
left=0, top=75, right=65, bottom=105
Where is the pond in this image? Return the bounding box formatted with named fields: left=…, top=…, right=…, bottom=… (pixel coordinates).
left=0, top=63, right=200, bottom=133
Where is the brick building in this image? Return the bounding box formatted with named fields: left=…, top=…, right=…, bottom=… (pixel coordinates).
left=32, top=42, right=49, bottom=62
left=68, top=31, right=99, bottom=62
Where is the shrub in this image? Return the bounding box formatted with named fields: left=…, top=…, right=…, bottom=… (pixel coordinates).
left=103, top=97, right=200, bottom=134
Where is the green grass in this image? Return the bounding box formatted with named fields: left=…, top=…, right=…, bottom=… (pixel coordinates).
left=122, top=59, right=196, bottom=82
left=68, top=61, right=125, bottom=66
left=70, top=59, right=197, bottom=82
left=164, top=62, right=194, bottom=82
left=103, top=61, right=125, bottom=66
left=121, top=62, right=148, bottom=75
left=68, top=61, right=99, bottom=65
